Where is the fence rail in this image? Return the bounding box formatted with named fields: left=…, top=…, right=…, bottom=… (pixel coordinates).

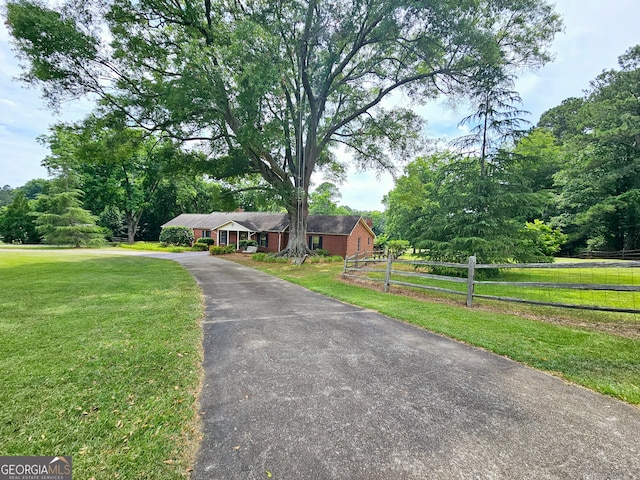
left=575, top=249, right=640, bottom=261
left=343, top=253, right=640, bottom=314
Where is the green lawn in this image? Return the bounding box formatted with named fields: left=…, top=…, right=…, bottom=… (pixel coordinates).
left=0, top=251, right=203, bottom=479
left=235, top=255, right=640, bottom=406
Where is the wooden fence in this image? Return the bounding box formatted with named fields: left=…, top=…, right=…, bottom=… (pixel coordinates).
left=343, top=252, right=640, bottom=314
left=575, top=249, right=640, bottom=261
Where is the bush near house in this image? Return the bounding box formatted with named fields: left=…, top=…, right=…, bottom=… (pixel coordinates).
left=159, top=226, right=194, bottom=246
left=239, top=239, right=258, bottom=249
left=195, top=237, right=215, bottom=246
left=209, top=245, right=236, bottom=255
left=386, top=239, right=411, bottom=257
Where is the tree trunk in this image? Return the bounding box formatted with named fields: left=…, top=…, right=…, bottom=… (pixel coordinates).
left=126, top=221, right=136, bottom=244
left=278, top=191, right=312, bottom=258
left=125, top=211, right=140, bottom=244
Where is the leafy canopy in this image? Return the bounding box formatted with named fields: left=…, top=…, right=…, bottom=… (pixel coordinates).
left=385, top=150, right=557, bottom=264
left=541, top=46, right=640, bottom=251
left=5, top=0, right=562, bottom=255
left=39, top=116, right=200, bottom=243
left=0, top=192, right=40, bottom=243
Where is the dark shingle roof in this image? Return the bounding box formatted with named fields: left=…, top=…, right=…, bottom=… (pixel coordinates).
left=161, top=214, right=213, bottom=229
left=307, top=215, right=362, bottom=235
left=209, top=212, right=290, bottom=232
left=162, top=213, right=287, bottom=231
left=162, top=212, right=367, bottom=236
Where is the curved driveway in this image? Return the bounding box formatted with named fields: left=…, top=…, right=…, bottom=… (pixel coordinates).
left=168, top=253, right=640, bottom=479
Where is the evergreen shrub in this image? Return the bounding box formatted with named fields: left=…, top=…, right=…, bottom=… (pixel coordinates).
left=159, top=226, right=194, bottom=246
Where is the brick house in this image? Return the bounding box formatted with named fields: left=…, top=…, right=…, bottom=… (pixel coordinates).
left=161, top=212, right=375, bottom=257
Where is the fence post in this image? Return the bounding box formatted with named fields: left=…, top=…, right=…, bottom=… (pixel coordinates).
left=383, top=253, right=393, bottom=292
left=466, top=255, right=476, bottom=307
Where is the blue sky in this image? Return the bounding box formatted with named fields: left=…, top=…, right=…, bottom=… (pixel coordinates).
left=2, top=0, right=640, bottom=211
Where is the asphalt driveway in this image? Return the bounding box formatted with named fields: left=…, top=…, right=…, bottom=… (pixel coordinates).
left=171, top=253, right=640, bottom=479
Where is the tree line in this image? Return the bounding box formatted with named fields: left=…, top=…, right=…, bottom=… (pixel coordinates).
left=3, top=44, right=639, bottom=259
left=4, top=0, right=562, bottom=256
left=385, top=46, right=640, bottom=263
left=0, top=170, right=382, bottom=246
left=6, top=0, right=634, bottom=260
left=0, top=117, right=284, bottom=245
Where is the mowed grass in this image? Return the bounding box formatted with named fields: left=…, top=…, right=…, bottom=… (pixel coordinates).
left=231, top=256, right=640, bottom=405
left=479, top=263, right=640, bottom=311
left=0, top=251, right=203, bottom=478
left=116, top=241, right=195, bottom=253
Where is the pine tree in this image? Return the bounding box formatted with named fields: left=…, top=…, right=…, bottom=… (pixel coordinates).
left=34, top=191, right=106, bottom=247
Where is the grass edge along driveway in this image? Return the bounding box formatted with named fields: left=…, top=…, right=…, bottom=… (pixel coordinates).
left=0, top=251, right=204, bottom=479
left=229, top=256, right=640, bottom=407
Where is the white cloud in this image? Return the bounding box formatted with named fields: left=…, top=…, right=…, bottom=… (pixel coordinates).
left=0, top=98, right=18, bottom=108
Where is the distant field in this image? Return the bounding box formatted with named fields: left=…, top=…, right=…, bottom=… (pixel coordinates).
left=0, top=250, right=203, bottom=479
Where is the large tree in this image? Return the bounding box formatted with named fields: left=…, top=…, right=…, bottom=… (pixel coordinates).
left=386, top=151, right=553, bottom=264
left=0, top=186, right=13, bottom=208
left=544, top=46, right=640, bottom=251
left=41, top=118, right=196, bottom=243
left=454, top=67, right=531, bottom=176
left=308, top=182, right=350, bottom=215
left=6, top=0, right=561, bottom=256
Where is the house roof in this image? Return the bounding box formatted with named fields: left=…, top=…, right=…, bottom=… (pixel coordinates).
left=161, top=214, right=212, bottom=229
left=162, top=212, right=288, bottom=232
left=162, top=212, right=374, bottom=236
left=214, top=220, right=261, bottom=232
left=307, top=215, right=370, bottom=236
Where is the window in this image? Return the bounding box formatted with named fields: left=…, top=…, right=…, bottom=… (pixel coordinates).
left=219, top=231, right=228, bottom=245
left=368, top=237, right=371, bottom=246
left=202, top=230, right=212, bottom=238
left=357, top=237, right=361, bottom=251
left=258, top=233, right=269, bottom=248
left=308, top=235, right=323, bottom=250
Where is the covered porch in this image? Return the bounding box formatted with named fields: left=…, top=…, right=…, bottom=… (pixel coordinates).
left=214, top=220, right=257, bottom=250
